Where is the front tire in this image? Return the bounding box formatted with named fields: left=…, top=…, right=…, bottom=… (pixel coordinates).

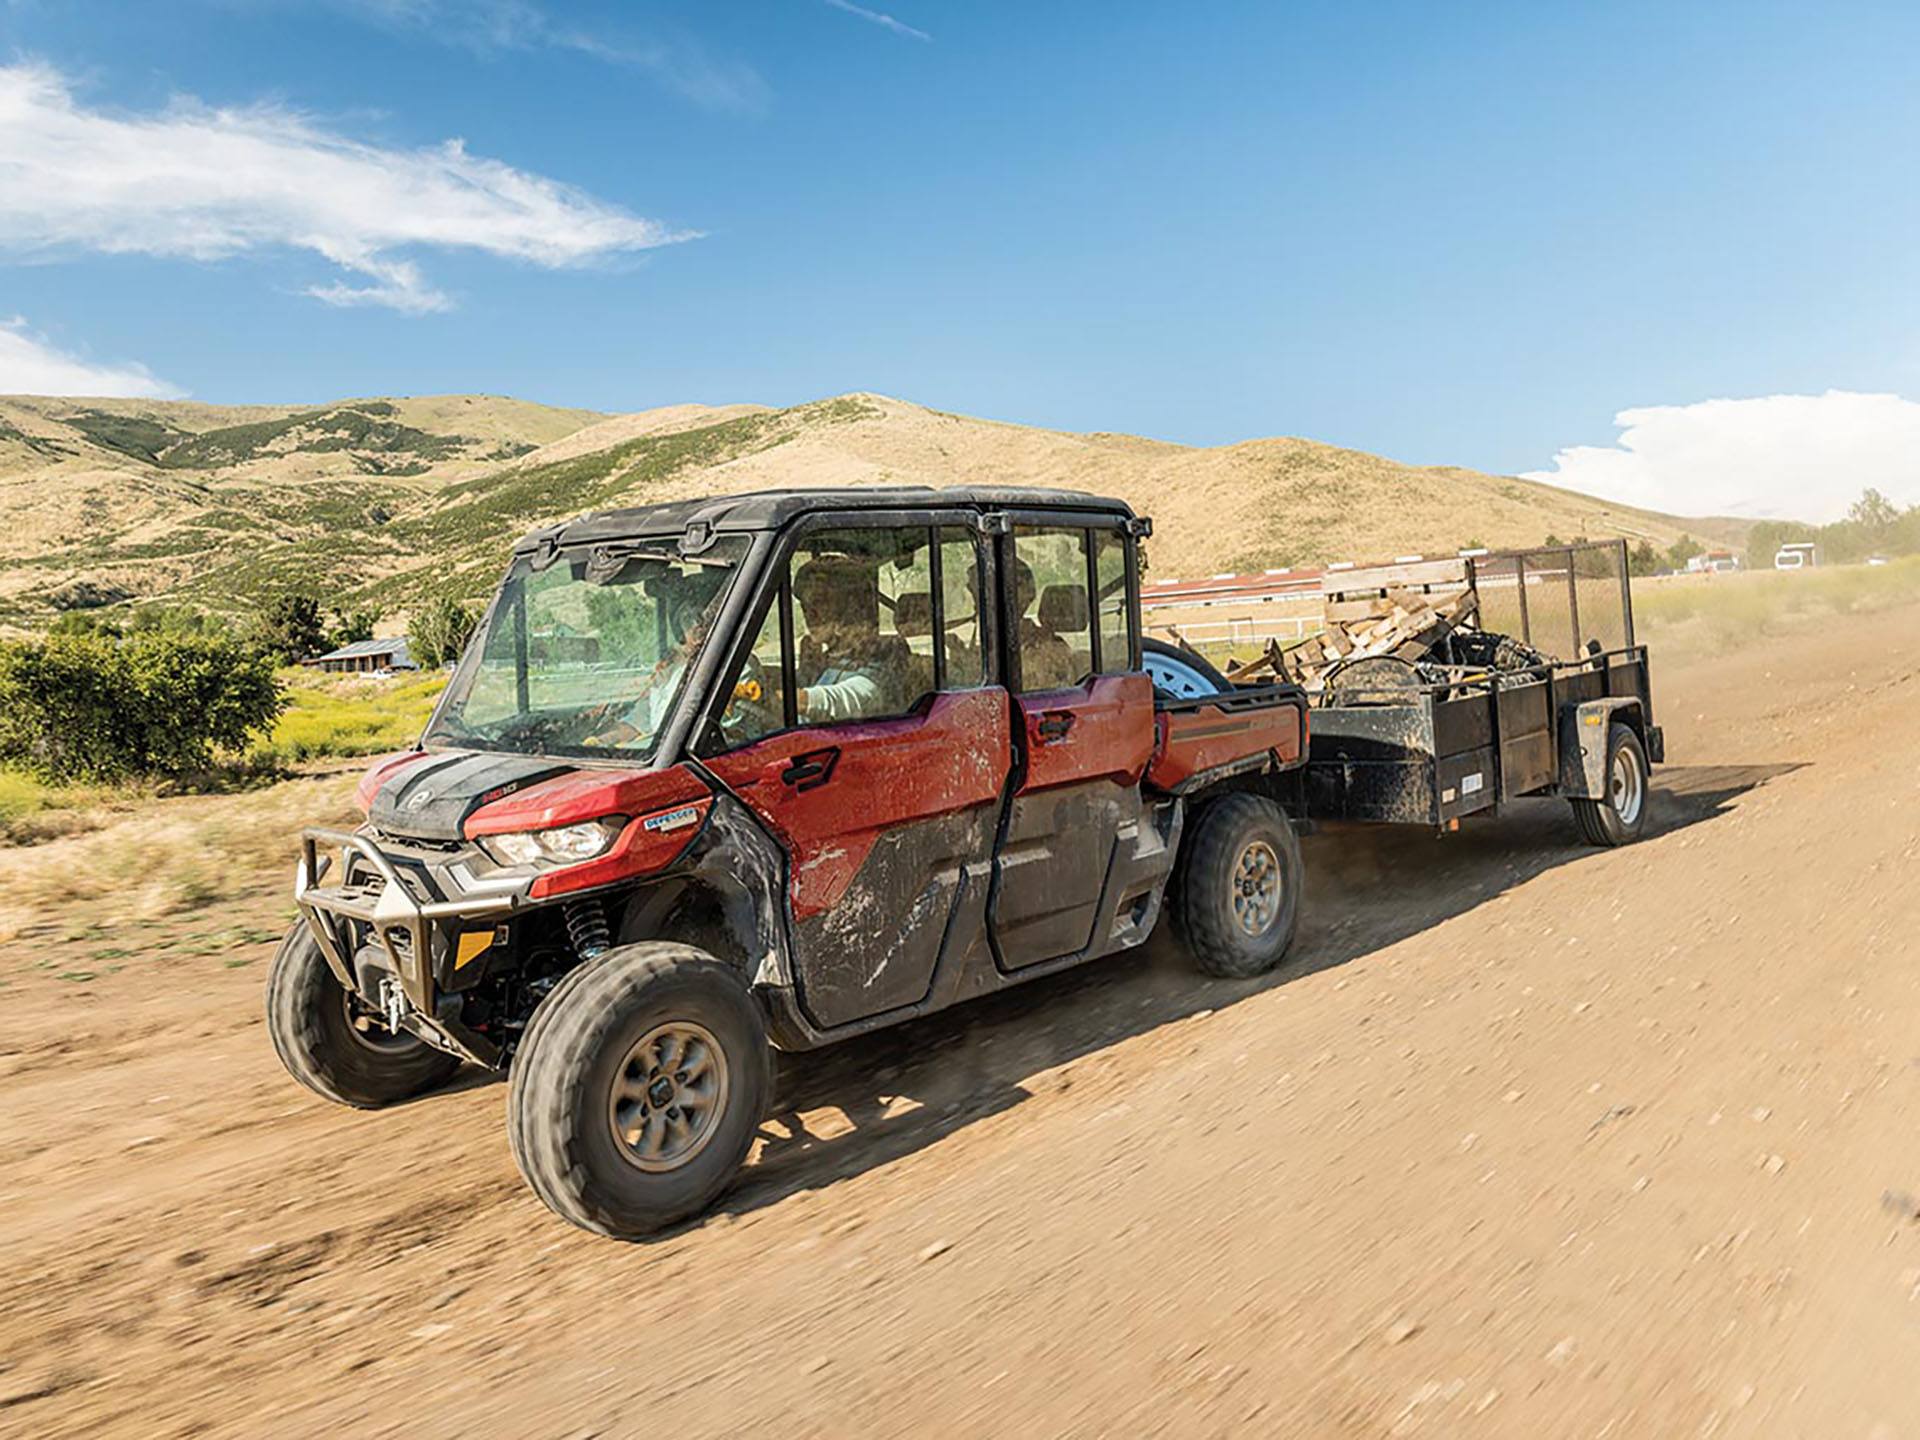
left=265, top=923, right=462, bottom=1108
left=1172, top=793, right=1303, bottom=978
left=1571, top=723, right=1649, bottom=847
left=507, top=943, right=770, bottom=1240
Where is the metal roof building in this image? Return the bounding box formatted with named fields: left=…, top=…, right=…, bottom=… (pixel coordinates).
left=302, top=637, right=416, bottom=673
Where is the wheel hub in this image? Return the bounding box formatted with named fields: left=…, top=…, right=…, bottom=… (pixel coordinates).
left=1610, top=746, right=1644, bottom=826
left=1230, top=839, right=1283, bottom=937
left=608, top=1022, right=730, bottom=1173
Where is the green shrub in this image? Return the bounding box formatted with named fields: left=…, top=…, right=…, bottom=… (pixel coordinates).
left=0, top=633, right=286, bottom=782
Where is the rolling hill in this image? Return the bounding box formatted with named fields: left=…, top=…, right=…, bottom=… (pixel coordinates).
left=0, top=391, right=1748, bottom=630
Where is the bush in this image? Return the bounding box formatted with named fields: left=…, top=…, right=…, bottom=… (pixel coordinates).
left=0, top=632, right=286, bottom=783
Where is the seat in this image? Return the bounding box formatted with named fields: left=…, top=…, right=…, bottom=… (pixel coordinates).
left=1037, top=584, right=1089, bottom=635
left=891, top=592, right=936, bottom=701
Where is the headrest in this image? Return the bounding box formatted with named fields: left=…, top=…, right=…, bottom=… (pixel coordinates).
left=1037, top=583, right=1089, bottom=633
left=893, top=591, right=934, bottom=637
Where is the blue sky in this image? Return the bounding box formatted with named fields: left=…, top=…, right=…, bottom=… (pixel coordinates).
left=3, top=0, right=1919, bottom=519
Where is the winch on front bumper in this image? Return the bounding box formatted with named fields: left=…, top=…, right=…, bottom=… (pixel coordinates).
left=295, top=826, right=530, bottom=1065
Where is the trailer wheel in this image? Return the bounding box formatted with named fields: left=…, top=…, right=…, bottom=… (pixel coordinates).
left=1571, top=723, right=1649, bottom=847
left=265, top=922, right=462, bottom=1108
left=508, top=943, right=769, bottom=1240
left=1173, top=793, right=1303, bottom=978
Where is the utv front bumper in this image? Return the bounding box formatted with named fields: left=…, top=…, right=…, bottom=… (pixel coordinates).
left=295, top=826, right=527, bottom=1062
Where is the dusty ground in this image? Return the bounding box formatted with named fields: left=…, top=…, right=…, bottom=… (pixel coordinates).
left=2, top=599, right=1917, bottom=1439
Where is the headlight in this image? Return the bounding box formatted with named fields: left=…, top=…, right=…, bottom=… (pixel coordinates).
left=478, top=817, right=625, bottom=868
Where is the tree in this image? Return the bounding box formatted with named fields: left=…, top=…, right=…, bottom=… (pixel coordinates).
left=258, top=592, right=327, bottom=662
left=1628, top=540, right=1661, bottom=576
left=1848, top=487, right=1899, bottom=542
left=409, top=596, right=479, bottom=669
left=1744, top=520, right=1790, bottom=570
left=327, top=606, right=378, bottom=649
left=1665, top=534, right=1704, bottom=571
left=1543, top=533, right=1564, bottom=548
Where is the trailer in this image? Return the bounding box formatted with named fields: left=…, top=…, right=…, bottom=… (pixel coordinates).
left=1301, top=541, right=1663, bottom=845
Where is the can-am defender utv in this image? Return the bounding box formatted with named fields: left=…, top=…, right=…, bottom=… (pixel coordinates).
left=270, top=487, right=1310, bottom=1239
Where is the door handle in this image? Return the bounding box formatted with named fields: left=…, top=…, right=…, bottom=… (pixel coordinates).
left=1036, top=711, right=1075, bottom=742
left=780, top=746, right=840, bottom=791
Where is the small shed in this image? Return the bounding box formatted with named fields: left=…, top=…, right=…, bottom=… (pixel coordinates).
left=304, top=637, right=416, bottom=674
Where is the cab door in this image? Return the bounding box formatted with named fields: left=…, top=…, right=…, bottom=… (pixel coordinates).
left=989, top=520, right=1155, bottom=970
left=699, top=519, right=1009, bottom=1030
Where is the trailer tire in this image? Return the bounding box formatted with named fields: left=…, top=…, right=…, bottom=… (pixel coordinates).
left=508, top=944, right=769, bottom=1240
left=1570, top=723, right=1649, bottom=847
left=265, top=922, right=462, bottom=1108
left=1173, top=793, right=1302, bottom=978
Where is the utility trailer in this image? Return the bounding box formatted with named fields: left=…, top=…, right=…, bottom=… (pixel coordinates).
left=1302, top=541, right=1664, bottom=845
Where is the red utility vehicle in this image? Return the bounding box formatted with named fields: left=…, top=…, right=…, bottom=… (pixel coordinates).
left=273, top=488, right=1308, bottom=1238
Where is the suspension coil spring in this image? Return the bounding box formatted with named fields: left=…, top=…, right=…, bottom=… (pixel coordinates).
left=563, top=898, right=611, bottom=960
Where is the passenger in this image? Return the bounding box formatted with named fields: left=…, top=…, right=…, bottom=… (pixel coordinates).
left=1014, top=560, right=1081, bottom=690
left=791, top=554, right=909, bottom=722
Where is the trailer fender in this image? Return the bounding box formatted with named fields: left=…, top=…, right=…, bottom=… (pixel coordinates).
left=1558, top=698, right=1646, bottom=798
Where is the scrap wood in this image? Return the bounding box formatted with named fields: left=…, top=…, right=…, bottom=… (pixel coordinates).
left=1294, top=585, right=1482, bottom=690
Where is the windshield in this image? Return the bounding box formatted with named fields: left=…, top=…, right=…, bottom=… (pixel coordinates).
left=424, top=536, right=750, bottom=761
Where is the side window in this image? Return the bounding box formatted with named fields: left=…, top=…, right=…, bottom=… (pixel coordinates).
left=719, top=592, right=790, bottom=747
left=1012, top=526, right=1093, bottom=693
left=711, top=524, right=935, bottom=748
left=1092, top=527, right=1133, bottom=675
left=938, top=527, right=986, bottom=687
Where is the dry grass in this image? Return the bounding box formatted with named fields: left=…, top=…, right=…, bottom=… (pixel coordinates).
left=1632, top=558, right=1920, bottom=658
left=0, top=770, right=359, bottom=942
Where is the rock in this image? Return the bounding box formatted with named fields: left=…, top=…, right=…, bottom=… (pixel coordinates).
left=1762, top=1154, right=1787, bottom=1175
left=918, top=1239, right=953, bottom=1263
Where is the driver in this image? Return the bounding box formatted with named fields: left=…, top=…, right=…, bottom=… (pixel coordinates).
left=581, top=586, right=715, bottom=748
left=788, top=553, right=906, bottom=722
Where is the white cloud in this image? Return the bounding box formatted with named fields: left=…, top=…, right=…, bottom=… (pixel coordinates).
left=0, top=62, right=694, bottom=314
left=1524, top=391, right=1920, bottom=523
left=335, top=1, right=768, bottom=111
left=0, top=318, right=183, bottom=398
left=825, top=0, right=931, bottom=42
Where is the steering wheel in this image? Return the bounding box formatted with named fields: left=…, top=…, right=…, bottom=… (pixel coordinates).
left=721, top=655, right=781, bottom=736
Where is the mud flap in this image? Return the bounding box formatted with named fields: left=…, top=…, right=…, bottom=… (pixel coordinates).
left=1558, top=698, right=1643, bottom=798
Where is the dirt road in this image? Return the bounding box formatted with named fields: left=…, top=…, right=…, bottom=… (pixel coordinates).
left=3, top=602, right=1917, bottom=1438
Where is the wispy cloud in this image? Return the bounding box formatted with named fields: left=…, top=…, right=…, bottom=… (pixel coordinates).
left=1524, top=391, right=1920, bottom=522
left=0, top=63, right=694, bottom=314
left=824, top=0, right=930, bottom=43
left=333, top=1, right=768, bottom=111
left=0, top=318, right=183, bottom=398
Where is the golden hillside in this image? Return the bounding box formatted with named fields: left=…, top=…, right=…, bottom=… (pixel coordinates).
left=0, top=390, right=1743, bottom=628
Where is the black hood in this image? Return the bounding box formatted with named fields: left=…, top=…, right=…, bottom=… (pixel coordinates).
left=369, top=750, right=576, bottom=843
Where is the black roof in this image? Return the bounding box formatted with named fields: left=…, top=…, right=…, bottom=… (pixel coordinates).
left=514, top=485, right=1135, bottom=554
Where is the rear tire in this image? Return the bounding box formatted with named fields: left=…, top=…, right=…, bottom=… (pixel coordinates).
left=1172, top=793, right=1303, bottom=978
left=265, top=923, right=462, bottom=1108
left=1570, top=722, right=1649, bottom=847
left=507, top=943, right=770, bottom=1240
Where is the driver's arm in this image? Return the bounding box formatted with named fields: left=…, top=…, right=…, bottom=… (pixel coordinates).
left=796, top=671, right=883, bottom=722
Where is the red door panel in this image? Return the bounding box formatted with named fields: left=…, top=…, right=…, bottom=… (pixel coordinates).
left=1017, top=673, right=1155, bottom=792
left=992, top=673, right=1155, bottom=968
left=704, top=688, right=1012, bottom=1026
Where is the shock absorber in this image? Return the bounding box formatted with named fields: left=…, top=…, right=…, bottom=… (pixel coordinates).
left=563, top=897, right=611, bottom=961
